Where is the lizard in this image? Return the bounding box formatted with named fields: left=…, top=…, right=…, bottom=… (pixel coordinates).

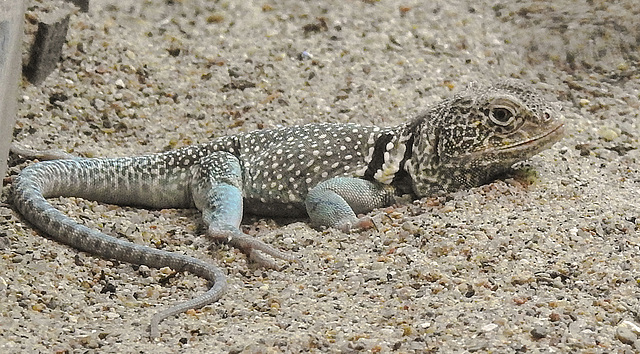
left=11, top=79, right=564, bottom=338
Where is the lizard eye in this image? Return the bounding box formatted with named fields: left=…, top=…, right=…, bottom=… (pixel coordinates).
left=490, top=107, right=515, bottom=126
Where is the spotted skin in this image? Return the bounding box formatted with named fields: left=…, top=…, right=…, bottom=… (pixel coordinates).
left=12, top=80, right=564, bottom=338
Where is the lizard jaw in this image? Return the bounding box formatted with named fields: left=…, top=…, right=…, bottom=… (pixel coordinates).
left=496, top=121, right=565, bottom=153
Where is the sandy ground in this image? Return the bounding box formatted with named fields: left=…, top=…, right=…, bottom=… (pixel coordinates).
left=2, top=0, right=640, bottom=352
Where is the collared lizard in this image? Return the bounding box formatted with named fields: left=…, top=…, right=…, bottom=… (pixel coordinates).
left=11, top=79, right=564, bottom=338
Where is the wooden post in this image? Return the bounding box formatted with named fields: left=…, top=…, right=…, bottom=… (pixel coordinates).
left=0, top=0, right=26, bottom=179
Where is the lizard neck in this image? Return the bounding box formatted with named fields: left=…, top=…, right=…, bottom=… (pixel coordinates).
left=362, top=124, right=415, bottom=187
left=401, top=113, right=446, bottom=198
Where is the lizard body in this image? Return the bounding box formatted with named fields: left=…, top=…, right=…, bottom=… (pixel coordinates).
left=12, top=80, right=564, bottom=338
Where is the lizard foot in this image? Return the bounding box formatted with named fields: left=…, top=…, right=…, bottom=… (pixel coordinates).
left=353, top=216, right=376, bottom=231
left=335, top=216, right=376, bottom=233
left=208, top=227, right=297, bottom=269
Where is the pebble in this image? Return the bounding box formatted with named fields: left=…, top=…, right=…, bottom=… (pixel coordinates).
left=441, top=205, right=455, bottom=213
left=93, top=98, right=106, bottom=111
left=401, top=221, right=420, bottom=234
left=616, top=326, right=637, bottom=345
left=481, top=323, right=498, bottom=332
left=0, top=237, right=10, bottom=250
left=531, top=326, right=548, bottom=339
left=597, top=126, right=619, bottom=141
left=618, top=320, right=640, bottom=335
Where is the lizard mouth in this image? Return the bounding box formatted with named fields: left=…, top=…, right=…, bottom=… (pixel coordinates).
left=455, top=120, right=565, bottom=164
left=496, top=121, right=565, bottom=152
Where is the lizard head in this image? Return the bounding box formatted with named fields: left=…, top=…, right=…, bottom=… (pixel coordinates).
left=405, top=79, right=564, bottom=197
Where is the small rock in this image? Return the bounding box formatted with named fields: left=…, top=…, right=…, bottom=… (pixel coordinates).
left=619, top=320, right=640, bottom=335
left=31, top=303, right=46, bottom=312
left=0, top=237, right=10, bottom=250
left=419, top=322, right=431, bottom=329
left=531, top=326, right=548, bottom=338
left=458, top=283, right=475, bottom=298
left=598, top=126, right=619, bottom=141
left=138, top=265, right=151, bottom=277
left=65, top=0, right=89, bottom=12
left=78, top=334, right=100, bottom=349
left=442, top=205, right=455, bottom=213
left=401, top=221, right=419, bottom=234
left=481, top=323, right=498, bottom=332
left=0, top=276, right=7, bottom=294
left=511, top=271, right=535, bottom=285
left=616, top=326, right=637, bottom=345
left=105, top=311, right=120, bottom=319
left=100, top=282, right=117, bottom=294
left=93, top=98, right=105, bottom=111
left=74, top=254, right=84, bottom=266
left=466, top=340, right=488, bottom=352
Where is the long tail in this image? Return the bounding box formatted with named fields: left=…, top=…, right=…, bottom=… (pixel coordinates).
left=12, top=159, right=227, bottom=338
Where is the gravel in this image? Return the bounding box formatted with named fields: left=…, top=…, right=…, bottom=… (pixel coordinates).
left=2, top=0, right=639, bottom=352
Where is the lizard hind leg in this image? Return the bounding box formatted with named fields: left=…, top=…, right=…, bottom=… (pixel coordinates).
left=192, top=152, right=295, bottom=269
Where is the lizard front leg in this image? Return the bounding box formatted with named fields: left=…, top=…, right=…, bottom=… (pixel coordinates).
left=191, top=152, right=294, bottom=268
left=305, top=177, right=396, bottom=232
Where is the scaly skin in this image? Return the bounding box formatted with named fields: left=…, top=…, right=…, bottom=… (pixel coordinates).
left=12, top=79, right=564, bottom=338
